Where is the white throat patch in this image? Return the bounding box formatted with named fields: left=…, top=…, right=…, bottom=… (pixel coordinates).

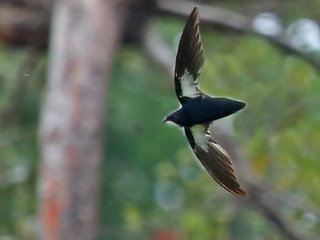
left=164, top=120, right=180, bottom=127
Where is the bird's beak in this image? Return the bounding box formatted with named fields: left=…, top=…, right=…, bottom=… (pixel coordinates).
left=162, top=117, right=168, bottom=123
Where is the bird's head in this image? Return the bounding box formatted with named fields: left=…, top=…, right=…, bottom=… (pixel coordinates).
left=163, top=113, right=183, bottom=127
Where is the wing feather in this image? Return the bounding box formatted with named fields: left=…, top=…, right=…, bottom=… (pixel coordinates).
left=174, top=7, right=204, bottom=102
left=185, top=125, right=246, bottom=197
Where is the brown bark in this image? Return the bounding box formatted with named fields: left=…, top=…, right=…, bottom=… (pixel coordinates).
left=39, top=0, right=122, bottom=240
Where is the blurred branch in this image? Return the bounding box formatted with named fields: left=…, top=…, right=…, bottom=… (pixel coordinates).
left=0, top=1, right=51, bottom=48
left=247, top=175, right=320, bottom=223
left=156, top=0, right=320, bottom=70
left=142, top=26, right=174, bottom=78
left=2, top=0, right=320, bottom=71
left=142, top=25, right=317, bottom=240
left=0, top=0, right=154, bottom=47
left=156, top=0, right=250, bottom=32
left=273, top=191, right=320, bottom=222
left=248, top=184, right=307, bottom=240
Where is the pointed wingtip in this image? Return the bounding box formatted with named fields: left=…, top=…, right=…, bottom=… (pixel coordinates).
left=191, top=7, right=200, bottom=22
left=215, top=178, right=246, bottom=197
left=192, top=6, right=199, bottom=14
left=231, top=188, right=247, bottom=197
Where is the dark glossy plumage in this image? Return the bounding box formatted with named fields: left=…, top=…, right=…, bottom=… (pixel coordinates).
left=164, top=7, right=246, bottom=197
left=174, top=7, right=204, bottom=101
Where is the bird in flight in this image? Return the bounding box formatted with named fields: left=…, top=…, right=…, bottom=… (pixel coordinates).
left=163, top=7, right=246, bottom=197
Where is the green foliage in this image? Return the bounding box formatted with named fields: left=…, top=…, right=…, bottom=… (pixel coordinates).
left=100, top=45, right=188, bottom=240
left=100, top=19, right=320, bottom=240
left=2, top=5, right=320, bottom=240
left=0, top=45, right=43, bottom=239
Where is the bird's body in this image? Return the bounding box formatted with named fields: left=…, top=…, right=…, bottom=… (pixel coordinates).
left=166, top=96, right=245, bottom=127
left=163, top=7, right=246, bottom=197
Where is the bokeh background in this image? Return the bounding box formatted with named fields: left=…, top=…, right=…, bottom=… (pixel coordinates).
left=0, top=0, right=320, bottom=239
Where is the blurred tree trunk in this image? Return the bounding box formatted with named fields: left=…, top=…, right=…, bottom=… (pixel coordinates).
left=38, top=0, right=122, bottom=239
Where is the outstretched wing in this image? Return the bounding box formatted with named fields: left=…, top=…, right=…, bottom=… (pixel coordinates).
left=184, top=124, right=246, bottom=197
left=174, top=7, right=204, bottom=102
